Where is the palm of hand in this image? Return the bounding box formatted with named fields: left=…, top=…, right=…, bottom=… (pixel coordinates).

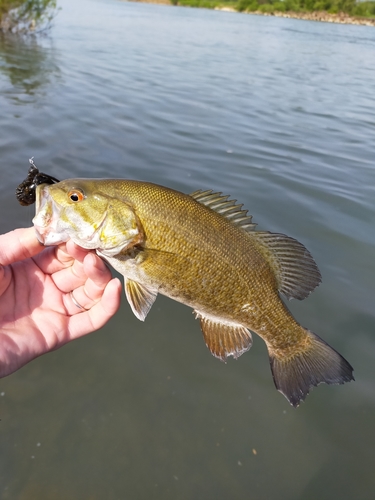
left=0, top=230, right=121, bottom=377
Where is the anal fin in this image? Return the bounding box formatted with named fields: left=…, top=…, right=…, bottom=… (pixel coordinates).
left=125, top=279, right=158, bottom=321
left=195, top=311, right=252, bottom=361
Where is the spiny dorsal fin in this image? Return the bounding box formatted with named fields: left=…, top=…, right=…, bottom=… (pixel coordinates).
left=190, top=189, right=256, bottom=231
left=194, top=311, right=253, bottom=361
left=125, top=278, right=158, bottom=321
left=253, top=232, right=322, bottom=300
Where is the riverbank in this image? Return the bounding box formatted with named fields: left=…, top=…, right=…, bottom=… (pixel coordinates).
left=129, top=0, right=375, bottom=26
left=220, top=8, right=375, bottom=26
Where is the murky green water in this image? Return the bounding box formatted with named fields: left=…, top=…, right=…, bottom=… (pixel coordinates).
left=1, top=0, right=375, bottom=498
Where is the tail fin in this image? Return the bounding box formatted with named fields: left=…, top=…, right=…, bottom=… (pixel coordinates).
left=269, top=330, right=354, bottom=407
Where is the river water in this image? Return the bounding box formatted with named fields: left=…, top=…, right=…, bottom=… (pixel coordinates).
left=0, top=0, right=374, bottom=498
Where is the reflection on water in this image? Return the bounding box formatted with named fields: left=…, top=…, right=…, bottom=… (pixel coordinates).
left=0, top=0, right=375, bottom=498
left=0, top=33, right=60, bottom=103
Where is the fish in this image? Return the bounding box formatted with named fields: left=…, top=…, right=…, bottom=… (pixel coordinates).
left=32, top=178, right=354, bottom=406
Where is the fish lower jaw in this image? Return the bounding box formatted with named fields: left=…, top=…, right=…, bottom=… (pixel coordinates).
left=34, top=227, right=69, bottom=246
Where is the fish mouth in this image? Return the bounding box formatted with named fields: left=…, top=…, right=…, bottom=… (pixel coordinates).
left=32, top=184, right=109, bottom=250
left=32, top=185, right=69, bottom=245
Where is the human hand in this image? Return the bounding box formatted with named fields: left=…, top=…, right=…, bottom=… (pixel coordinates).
left=0, top=227, right=122, bottom=377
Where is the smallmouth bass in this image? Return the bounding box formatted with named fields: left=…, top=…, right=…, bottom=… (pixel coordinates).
left=32, top=178, right=354, bottom=406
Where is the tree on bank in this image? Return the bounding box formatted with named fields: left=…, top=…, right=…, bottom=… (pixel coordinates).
left=0, top=0, right=57, bottom=33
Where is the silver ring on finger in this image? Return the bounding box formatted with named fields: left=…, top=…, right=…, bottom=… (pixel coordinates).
left=70, top=290, right=86, bottom=310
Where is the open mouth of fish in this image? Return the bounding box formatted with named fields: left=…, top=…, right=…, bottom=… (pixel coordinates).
left=32, top=185, right=104, bottom=247
left=32, top=186, right=68, bottom=245
left=32, top=185, right=133, bottom=255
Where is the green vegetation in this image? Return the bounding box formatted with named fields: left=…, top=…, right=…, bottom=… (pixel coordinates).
left=0, top=0, right=57, bottom=33
left=172, top=0, right=375, bottom=18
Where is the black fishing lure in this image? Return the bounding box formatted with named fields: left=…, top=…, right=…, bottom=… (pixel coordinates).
left=16, top=158, right=60, bottom=206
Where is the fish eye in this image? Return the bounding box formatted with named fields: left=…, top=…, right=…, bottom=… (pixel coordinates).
left=68, top=189, right=85, bottom=202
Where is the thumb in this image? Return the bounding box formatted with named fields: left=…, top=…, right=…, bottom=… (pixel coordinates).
left=0, top=227, right=45, bottom=266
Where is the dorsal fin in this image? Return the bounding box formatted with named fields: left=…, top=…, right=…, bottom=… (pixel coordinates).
left=252, top=232, right=322, bottom=300
left=190, top=189, right=256, bottom=231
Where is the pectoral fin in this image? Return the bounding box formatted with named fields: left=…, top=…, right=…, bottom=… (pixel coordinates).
left=125, top=279, right=158, bottom=321
left=195, top=312, right=252, bottom=361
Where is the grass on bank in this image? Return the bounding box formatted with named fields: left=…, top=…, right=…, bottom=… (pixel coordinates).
left=172, top=0, right=375, bottom=18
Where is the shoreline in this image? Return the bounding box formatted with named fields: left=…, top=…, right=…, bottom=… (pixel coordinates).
left=221, top=8, right=375, bottom=26
left=129, top=0, right=375, bottom=26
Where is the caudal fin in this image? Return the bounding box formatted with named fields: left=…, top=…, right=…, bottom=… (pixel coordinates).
left=269, top=330, right=354, bottom=407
